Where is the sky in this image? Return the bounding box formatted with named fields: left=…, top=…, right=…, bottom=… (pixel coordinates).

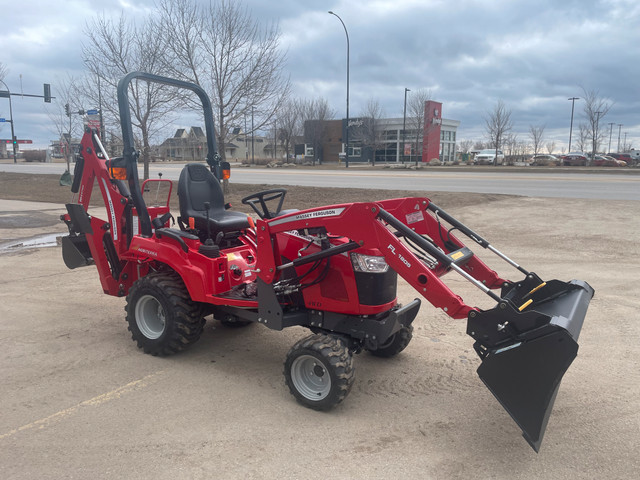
left=1, top=0, right=639, bottom=153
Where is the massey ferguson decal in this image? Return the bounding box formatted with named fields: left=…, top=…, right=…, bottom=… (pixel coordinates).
left=269, top=207, right=346, bottom=226
left=101, top=178, right=118, bottom=241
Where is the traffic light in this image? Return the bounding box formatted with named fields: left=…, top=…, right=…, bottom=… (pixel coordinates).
left=13, top=136, right=17, bottom=145
left=65, top=103, right=70, bottom=117
left=44, top=84, right=51, bottom=103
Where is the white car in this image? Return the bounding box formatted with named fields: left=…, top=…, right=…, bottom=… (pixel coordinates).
left=624, top=150, right=640, bottom=165
left=474, top=149, right=505, bottom=165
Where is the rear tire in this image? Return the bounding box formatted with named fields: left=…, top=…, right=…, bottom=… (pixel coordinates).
left=284, top=334, right=355, bottom=411
left=125, top=271, right=205, bottom=356
left=368, top=325, right=413, bottom=358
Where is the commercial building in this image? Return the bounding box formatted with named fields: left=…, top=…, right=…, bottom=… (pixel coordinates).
left=303, top=100, right=459, bottom=164
left=155, top=100, right=459, bottom=164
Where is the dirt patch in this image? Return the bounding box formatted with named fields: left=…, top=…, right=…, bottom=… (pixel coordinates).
left=0, top=171, right=514, bottom=214
left=1, top=171, right=639, bottom=479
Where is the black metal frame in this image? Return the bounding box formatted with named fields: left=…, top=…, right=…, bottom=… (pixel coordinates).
left=116, top=72, right=221, bottom=237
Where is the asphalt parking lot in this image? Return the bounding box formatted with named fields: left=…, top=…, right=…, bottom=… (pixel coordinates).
left=1, top=196, right=639, bottom=479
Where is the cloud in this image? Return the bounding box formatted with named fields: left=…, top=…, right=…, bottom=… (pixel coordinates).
left=3, top=0, right=639, bottom=150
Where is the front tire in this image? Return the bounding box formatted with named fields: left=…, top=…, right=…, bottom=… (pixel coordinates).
left=367, top=325, right=413, bottom=358
left=284, top=334, right=355, bottom=411
left=125, top=272, right=205, bottom=356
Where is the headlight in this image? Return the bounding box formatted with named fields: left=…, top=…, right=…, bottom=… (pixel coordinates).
left=350, top=253, right=389, bottom=273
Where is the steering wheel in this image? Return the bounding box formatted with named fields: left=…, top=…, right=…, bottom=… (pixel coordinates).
left=241, top=188, right=287, bottom=219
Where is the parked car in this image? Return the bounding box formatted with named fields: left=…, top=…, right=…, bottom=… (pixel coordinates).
left=530, top=154, right=560, bottom=166
left=607, top=153, right=633, bottom=165
left=562, top=152, right=588, bottom=166
left=473, top=149, right=505, bottom=165
left=624, top=150, right=640, bottom=165
left=593, top=154, right=627, bottom=167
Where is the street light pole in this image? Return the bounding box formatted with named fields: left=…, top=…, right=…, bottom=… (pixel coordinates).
left=607, top=122, right=615, bottom=153
left=402, top=87, right=410, bottom=163
left=567, top=97, right=579, bottom=153
left=251, top=105, right=255, bottom=164
left=0, top=79, right=17, bottom=163
left=328, top=11, right=349, bottom=168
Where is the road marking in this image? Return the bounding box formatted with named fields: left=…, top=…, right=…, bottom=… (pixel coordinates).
left=0, top=371, right=164, bottom=441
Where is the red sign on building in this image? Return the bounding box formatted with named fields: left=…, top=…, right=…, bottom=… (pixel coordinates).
left=421, top=100, right=442, bottom=163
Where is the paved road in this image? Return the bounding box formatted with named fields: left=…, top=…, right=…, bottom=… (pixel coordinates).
left=2, top=161, right=639, bottom=201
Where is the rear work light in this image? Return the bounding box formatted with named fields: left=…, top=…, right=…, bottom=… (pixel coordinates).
left=350, top=253, right=389, bottom=273
left=110, top=167, right=127, bottom=180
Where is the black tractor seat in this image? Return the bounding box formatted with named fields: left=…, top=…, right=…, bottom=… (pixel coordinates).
left=177, top=163, right=250, bottom=237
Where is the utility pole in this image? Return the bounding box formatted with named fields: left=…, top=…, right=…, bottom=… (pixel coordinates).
left=66, top=103, right=72, bottom=173
left=98, top=75, right=105, bottom=142
left=1, top=81, right=55, bottom=163
left=608, top=122, right=615, bottom=153
left=617, top=124, right=623, bottom=152
left=0, top=80, right=17, bottom=163
left=244, top=115, right=248, bottom=162
left=567, top=97, right=579, bottom=153
left=402, top=87, right=410, bottom=163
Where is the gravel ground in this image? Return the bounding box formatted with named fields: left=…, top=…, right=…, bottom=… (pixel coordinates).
left=0, top=175, right=638, bottom=479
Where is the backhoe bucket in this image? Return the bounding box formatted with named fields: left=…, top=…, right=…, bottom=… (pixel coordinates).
left=468, top=278, right=594, bottom=452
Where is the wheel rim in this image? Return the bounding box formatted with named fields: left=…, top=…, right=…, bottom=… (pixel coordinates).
left=290, top=354, right=331, bottom=401
left=135, top=294, right=166, bottom=340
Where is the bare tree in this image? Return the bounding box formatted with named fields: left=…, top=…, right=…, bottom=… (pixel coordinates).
left=82, top=13, right=181, bottom=179
left=581, top=87, right=611, bottom=162
left=45, top=76, right=84, bottom=173
left=406, top=89, right=431, bottom=164
left=458, top=139, right=473, bottom=154
left=275, top=98, right=302, bottom=163
left=529, top=124, right=545, bottom=158
left=155, top=0, right=204, bottom=85
left=503, top=132, right=519, bottom=165
left=473, top=140, right=487, bottom=150
left=359, top=98, right=385, bottom=165
left=157, top=0, right=290, bottom=161
left=546, top=141, right=556, bottom=155
left=484, top=100, right=513, bottom=165
left=300, top=97, right=335, bottom=165
left=576, top=123, right=589, bottom=153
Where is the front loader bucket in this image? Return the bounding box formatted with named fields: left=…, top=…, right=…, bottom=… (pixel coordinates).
left=468, top=278, right=594, bottom=452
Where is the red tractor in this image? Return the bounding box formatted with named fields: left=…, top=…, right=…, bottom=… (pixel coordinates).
left=61, top=73, right=593, bottom=452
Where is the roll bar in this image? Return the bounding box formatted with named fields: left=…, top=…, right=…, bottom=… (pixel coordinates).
left=116, top=72, right=221, bottom=237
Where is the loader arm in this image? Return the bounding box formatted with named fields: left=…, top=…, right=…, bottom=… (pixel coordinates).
left=256, top=197, right=594, bottom=452
left=256, top=198, right=504, bottom=319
